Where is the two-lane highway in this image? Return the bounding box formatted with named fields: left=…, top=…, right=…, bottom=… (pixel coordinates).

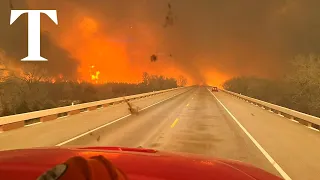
left=64, top=87, right=281, bottom=178
left=1, top=86, right=319, bottom=180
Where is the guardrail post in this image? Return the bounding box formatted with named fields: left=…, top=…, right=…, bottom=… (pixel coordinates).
left=0, top=121, right=25, bottom=131
left=41, top=114, right=58, bottom=122
left=288, top=116, right=297, bottom=122
left=88, top=106, right=97, bottom=111
left=274, top=110, right=283, bottom=117
left=68, top=110, right=80, bottom=116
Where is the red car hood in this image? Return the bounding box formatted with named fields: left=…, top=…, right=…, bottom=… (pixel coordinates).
left=0, top=147, right=283, bottom=180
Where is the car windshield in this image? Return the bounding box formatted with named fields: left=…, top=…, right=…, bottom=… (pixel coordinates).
left=1, top=1, right=319, bottom=180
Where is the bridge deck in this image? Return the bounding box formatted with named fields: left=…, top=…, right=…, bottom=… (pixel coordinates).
left=0, top=87, right=319, bottom=179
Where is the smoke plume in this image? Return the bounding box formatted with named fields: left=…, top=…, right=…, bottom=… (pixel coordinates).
left=1, top=0, right=320, bottom=85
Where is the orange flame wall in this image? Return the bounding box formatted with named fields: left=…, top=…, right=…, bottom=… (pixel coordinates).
left=24, top=1, right=196, bottom=84
left=25, top=0, right=235, bottom=86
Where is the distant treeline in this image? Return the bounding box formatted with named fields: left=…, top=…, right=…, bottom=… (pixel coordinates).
left=223, top=54, right=320, bottom=117
left=0, top=72, right=183, bottom=116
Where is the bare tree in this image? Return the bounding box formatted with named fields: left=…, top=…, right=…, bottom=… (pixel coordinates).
left=0, top=49, right=13, bottom=82
left=0, top=50, right=49, bottom=115
left=142, top=72, right=150, bottom=85
left=0, top=50, right=19, bottom=115
left=178, top=75, right=187, bottom=87
left=222, top=54, right=320, bottom=117
left=285, top=54, right=320, bottom=115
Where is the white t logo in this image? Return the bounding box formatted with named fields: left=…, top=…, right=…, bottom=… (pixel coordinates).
left=10, top=10, right=58, bottom=61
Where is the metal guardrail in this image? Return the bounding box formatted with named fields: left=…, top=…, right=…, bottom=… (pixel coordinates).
left=220, top=89, right=320, bottom=131
left=0, top=87, right=187, bottom=131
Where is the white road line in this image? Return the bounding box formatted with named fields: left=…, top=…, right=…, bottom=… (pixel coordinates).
left=55, top=114, right=131, bottom=146
left=56, top=89, right=189, bottom=146
left=140, top=91, right=185, bottom=111
left=207, top=89, right=292, bottom=180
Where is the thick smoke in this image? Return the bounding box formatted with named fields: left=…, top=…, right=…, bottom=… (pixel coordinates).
left=162, top=0, right=320, bottom=80
left=1, top=0, right=320, bottom=84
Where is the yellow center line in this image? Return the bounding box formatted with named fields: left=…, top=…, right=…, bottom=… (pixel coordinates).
left=171, top=118, right=179, bottom=128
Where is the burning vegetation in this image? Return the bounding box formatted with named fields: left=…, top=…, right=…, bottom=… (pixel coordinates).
left=90, top=65, right=100, bottom=84
left=0, top=52, right=181, bottom=117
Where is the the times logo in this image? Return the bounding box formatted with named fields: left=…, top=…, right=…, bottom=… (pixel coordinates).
left=10, top=10, right=58, bottom=61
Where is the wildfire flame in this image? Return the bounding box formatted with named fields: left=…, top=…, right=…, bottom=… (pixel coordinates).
left=90, top=65, right=100, bottom=83
left=91, top=71, right=100, bottom=81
